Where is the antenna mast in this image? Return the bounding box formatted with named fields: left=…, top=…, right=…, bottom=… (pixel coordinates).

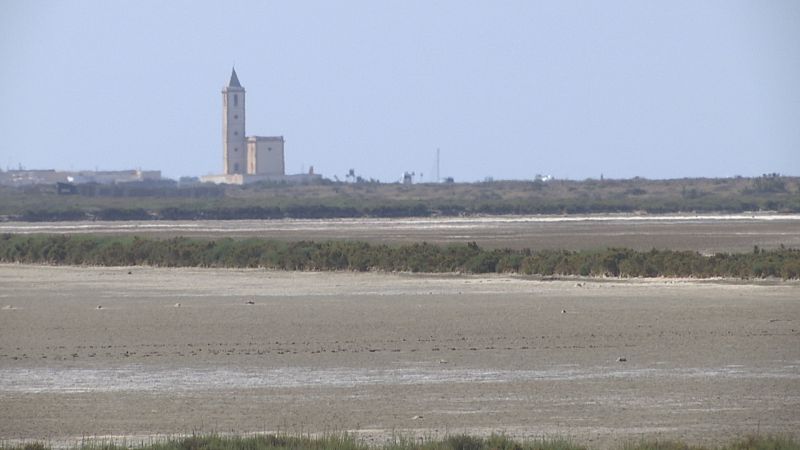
left=436, top=148, right=440, bottom=183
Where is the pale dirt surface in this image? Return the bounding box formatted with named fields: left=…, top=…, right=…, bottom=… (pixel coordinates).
left=2, top=214, right=800, bottom=252
left=0, top=265, right=799, bottom=448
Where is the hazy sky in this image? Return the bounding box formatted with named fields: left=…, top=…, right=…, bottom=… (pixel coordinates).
left=1, top=1, right=798, bottom=182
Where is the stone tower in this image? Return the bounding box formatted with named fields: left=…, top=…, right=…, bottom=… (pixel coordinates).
left=222, top=68, right=246, bottom=174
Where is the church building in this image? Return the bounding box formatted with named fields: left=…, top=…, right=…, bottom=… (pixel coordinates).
left=203, top=69, right=317, bottom=184
left=222, top=68, right=284, bottom=176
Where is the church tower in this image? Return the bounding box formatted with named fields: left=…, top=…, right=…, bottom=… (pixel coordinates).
left=222, top=68, right=246, bottom=174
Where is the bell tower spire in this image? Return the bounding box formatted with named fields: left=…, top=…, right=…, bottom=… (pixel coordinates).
left=229, top=67, right=242, bottom=88
left=222, top=67, right=246, bottom=174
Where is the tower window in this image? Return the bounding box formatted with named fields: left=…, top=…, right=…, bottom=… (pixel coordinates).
left=234, top=131, right=238, bottom=136
left=234, top=94, right=238, bottom=106
left=234, top=163, right=239, bottom=172
left=234, top=114, right=238, bottom=119
left=234, top=147, right=238, bottom=152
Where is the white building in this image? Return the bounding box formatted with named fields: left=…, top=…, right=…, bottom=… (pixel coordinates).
left=0, top=169, right=160, bottom=187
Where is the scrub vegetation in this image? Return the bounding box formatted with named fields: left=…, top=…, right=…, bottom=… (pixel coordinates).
left=3, top=434, right=798, bottom=450
left=2, top=234, right=799, bottom=279
left=1, top=175, right=798, bottom=221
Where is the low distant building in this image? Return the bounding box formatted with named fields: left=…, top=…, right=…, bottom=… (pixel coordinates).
left=201, top=69, right=321, bottom=185
left=0, top=168, right=161, bottom=187
left=69, top=170, right=161, bottom=184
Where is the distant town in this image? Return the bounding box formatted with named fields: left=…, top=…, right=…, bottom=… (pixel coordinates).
left=0, top=69, right=322, bottom=189
left=0, top=69, right=474, bottom=189
left=0, top=68, right=784, bottom=191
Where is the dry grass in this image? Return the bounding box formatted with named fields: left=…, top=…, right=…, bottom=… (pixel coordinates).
left=4, top=434, right=798, bottom=450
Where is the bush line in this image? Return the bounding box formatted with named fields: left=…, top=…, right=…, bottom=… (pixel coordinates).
left=2, top=235, right=799, bottom=279
left=5, top=175, right=800, bottom=221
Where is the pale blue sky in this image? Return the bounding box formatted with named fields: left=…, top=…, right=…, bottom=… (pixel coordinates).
left=1, top=1, right=798, bottom=181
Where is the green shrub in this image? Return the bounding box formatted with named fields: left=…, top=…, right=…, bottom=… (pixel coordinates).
left=1, top=235, right=799, bottom=279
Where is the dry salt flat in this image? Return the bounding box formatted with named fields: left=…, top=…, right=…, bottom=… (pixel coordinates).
left=0, top=264, right=798, bottom=448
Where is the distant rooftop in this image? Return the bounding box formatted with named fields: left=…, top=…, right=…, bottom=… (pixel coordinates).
left=248, top=136, right=284, bottom=141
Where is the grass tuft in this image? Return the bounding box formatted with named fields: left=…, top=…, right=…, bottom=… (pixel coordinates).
left=621, top=435, right=800, bottom=450
left=1, top=434, right=797, bottom=450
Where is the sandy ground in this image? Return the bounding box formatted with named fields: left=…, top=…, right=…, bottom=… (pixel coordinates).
left=0, top=264, right=798, bottom=448
left=2, top=214, right=800, bottom=252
